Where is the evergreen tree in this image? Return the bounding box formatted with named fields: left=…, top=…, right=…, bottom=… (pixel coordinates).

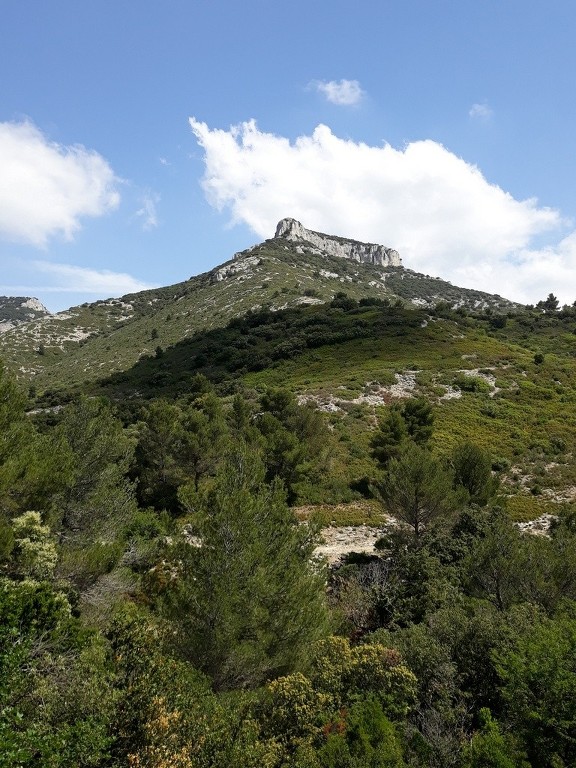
left=53, top=397, right=136, bottom=539
left=136, top=394, right=228, bottom=510
left=371, top=405, right=408, bottom=469
left=496, top=609, right=576, bottom=767
left=257, top=388, right=332, bottom=503
left=135, top=399, right=184, bottom=511
left=165, top=447, right=329, bottom=690
left=401, top=398, right=434, bottom=446
left=452, top=442, right=497, bottom=506
left=539, top=293, right=559, bottom=312
left=380, top=443, right=456, bottom=540
left=371, top=398, right=434, bottom=470
left=0, top=363, right=70, bottom=516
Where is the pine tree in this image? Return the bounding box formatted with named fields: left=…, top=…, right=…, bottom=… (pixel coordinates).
left=380, top=443, right=456, bottom=540
left=165, top=446, right=329, bottom=690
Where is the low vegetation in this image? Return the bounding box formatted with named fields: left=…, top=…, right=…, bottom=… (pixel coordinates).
left=3, top=237, right=576, bottom=764
left=2, top=315, right=576, bottom=764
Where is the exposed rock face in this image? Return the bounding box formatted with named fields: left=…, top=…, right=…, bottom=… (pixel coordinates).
left=0, top=296, right=51, bottom=334
left=274, top=218, right=402, bottom=267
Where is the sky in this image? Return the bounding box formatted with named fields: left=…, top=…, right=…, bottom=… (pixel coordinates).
left=2, top=1, right=576, bottom=312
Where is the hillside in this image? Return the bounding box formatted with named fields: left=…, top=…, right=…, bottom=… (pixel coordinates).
left=0, top=221, right=515, bottom=391
left=0, top=295, right=50, bottom=332
left=81, top=296, right=574, bottom=521
left=4, top=225, right=576, bottom=767
left=1, top=221, right=571, bottom=520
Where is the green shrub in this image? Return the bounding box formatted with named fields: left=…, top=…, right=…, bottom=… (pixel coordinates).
left=453, top=373, right=491, bottom=393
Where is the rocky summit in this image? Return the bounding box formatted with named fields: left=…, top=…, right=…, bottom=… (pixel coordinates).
left=0, top=296, right=51, bottom=333
left=274, top=217, right=402, bottom=267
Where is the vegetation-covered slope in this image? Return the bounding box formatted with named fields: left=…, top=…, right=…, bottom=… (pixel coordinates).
left=3, top=340, right=576, bottom=766
left=0, top=236, right=515, bottom=391
left=0, top=295, right=50, bottom=331
left=3, top=229, right=576, bottom=766
left=65, top=297, right=570, bottom=520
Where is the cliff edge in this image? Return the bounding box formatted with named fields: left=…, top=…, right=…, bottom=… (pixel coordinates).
left=274, top=218, right=402, bottom=268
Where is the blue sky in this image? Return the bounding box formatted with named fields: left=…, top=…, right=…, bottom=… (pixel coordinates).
left=2, top=0, right=576, bottom=311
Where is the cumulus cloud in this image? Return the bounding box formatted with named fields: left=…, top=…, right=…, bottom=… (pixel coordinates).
left=0, top=120, right=120, bottom=247
left=469, top=102, right=493, bottom=120
left=26, top=261, right=153, bottom=294
left=189, top=117, right=572, bottom=302
left=452, top=232, right=576, bottom=305
left=311, top=79, right=365, bottom=106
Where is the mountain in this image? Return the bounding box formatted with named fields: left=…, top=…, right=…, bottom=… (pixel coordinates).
left=0, top=296, right=51, bottom=333
left=5, top=217, right=572, bottom=521
left=0, top=220, right=517, bottom=391
left=274, top=217, right=402, bottom=266
left=4, top=226, right=576, bottom=768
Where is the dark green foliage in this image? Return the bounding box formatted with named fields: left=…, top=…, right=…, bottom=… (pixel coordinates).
left=132, top=388, right=334, bottom=511
left=359, top=297, right=389, bottom=307
left=489, top=315, right=507, bottom=329
left=163, top=448, right=329, bottom=690
left=371, top=398, right=434, bottom=470
left=0, top=579, right=116, bottom=767
left=464, top=514, right=527, bottom=612
left=401, top=398, right=434, bottom=446
left=134, top=398, right=185, bottom=511
left=52, top=397, right=136, bottom=539
left=318, top=697, right=407, bottom=767
left=371, top=405, right=408, bottom=468
left=464, top=512, right=576, bottom=614
left=380, top=443, right=457, bottom=540
left=331, top=292, right=358, bottom=311
left=135, top=394, right=228, bottom=511
left=496, top=607, right=576, bottom=767
left=99, top=300, right=425, bottom=399
left=452, top=442, right=497, bottom=505
left=453, top=373, right=491, bottom=393
left=536, top=293, right=559, bottom=312
left=257, top=388, right=333, bottom=503
left=0, top=364, right=70, bottom=516
left=463, top=709, right=529, bottom=767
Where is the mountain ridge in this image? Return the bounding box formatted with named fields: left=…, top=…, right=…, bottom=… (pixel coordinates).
left=0, top=296, right=51, bottom=333
left=273, top=217, right=402, bottom=267
left=0, top=220, right=518, bottom=390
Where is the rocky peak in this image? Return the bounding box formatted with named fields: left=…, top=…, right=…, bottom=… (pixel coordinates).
left=0, top=296, right=51, bottom=334
left=274, top=218, right=402, bottom=268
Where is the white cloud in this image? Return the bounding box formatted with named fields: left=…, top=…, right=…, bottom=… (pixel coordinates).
left=469, top=102, right=493, bottom=120
left=311, top=79, right=365, bottom=106
left=25, top=261, right=153, bottom=294
left=0, top=120, right=120, bottom=247
left=135, top=191, right=159, bottom=230
left=189, top=117, right=572, bottom=303
left=452, top=232, right=576, bottom=306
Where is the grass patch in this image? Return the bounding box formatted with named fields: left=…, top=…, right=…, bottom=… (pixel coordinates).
left=505, top=495, right=562, bottom=523
left=295, top=500, right=385, bottom=527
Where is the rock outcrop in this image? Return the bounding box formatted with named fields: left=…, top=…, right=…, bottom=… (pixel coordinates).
left=0, top=296, right=51, bottom=334
left=274, top=218, right=402, bottom=268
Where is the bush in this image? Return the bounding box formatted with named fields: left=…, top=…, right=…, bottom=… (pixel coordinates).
left=453, top=374, right=491, bottom=393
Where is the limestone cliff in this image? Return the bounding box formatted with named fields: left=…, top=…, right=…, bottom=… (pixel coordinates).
left=274, top=218, right=402, bottom=268
left=0, top=296, right=51, bottom=334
